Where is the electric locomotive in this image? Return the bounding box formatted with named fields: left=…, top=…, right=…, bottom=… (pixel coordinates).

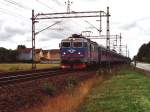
left=60, top=34, right=130, bottom=69
left=60, top=34, right=99, bottom=69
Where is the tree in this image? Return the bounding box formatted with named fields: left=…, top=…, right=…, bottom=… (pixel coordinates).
left=17, top=45, right=26, bottom=49
left=136, top=41, right=150, bottom=63
left=0, top=47, right=18, bottom=62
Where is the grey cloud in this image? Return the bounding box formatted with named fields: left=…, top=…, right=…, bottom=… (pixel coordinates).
left=58, top=20, right=81, bottom=32
left=0, top=31, right=13, bottom=41
left=5, top=26, right=26, bottom=35
left=120, top=18, right=150, bottom=36
left=38, top=31, right=64, bottom=42
left=49, top=31, right=65, bottom=39
left=0, top=29, right=23, bottom=41
left=120, top=22, right=137, bottom=30
left=38, top=20, right=81, bottom=41
left=38, top=34, right=50, bottom=41
left=120, top=16, right=150, bottom=31
left=0, top=19, right=4, bottom=30
left=39, top=37, right=49, bottom=41
left=52, top=0, right=63, bottom=6
left=0, top=20, right=31, bottom=41
left=141, top=27, right=150, bottom=36
left=138, top=16, right=150, bottom=21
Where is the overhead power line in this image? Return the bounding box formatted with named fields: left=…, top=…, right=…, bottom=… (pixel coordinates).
left=3, top=0, right=31, bottom=10
left=35, top=0, right=55, bottom=11
left=0, top=7, right=30, bottom=21
left=35, top=21, right=62, bottom=35
left=84, top=20, right=100, bottom=32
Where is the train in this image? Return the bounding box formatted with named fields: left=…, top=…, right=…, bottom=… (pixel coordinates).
left=59, top=34, right=130, bottom=69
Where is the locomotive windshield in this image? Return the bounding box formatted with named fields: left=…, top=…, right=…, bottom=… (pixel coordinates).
left=61, top=42, right=70, bottom=47
left=83, top=42, right=87, bottom=47
left=73, top=42, right=82, bottom=47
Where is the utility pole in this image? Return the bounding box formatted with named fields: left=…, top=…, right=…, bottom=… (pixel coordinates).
left=128, top=50, right=130, bottom=58
left=113, top=34, right=118, bottom=50
left=31, top=10, right=36, bottom=70
left=119, top=33, right=122, bottom=54
left=106, top=7, right=110, bottom=49
left=113, top=41, right=115, bottom=50
left=126, top=45, right=127, bottom=57
left=96, top=12, right=102, bottom=36
left=65, top=0, right=73, bottom=13
left=31, top=10, right=61, bottom=70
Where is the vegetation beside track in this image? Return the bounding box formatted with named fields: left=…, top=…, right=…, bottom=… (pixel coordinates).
left=0, top=70, right=96, bottom=112
left=79, top=69, right=150, bottom=112
left=0, top=63, right=60, bottom=71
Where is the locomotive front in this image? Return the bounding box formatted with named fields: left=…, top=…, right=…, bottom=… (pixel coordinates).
left=60, top=34, right=89, bottom=69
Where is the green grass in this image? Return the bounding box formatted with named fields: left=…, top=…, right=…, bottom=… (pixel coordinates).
left=79, top=70, right=150, bottom=112
left=0, top=63, right=60, bottom=72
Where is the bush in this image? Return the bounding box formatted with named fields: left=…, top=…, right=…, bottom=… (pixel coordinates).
left=96, top=69, right=104, bottom=76
left=65, top=76, right=79, bottom=89
left=41, top=83, right=56, bottom=95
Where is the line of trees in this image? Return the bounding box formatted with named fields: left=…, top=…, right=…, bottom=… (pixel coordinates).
left=134, top=41, right=150, bottom=63
left=0, top=47, right=18, bottom=63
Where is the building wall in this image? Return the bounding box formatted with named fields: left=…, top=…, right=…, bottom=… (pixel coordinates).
left=50, top=52, right=60, bottom=60
left=43, top=52, right=50, bottom=60
left=17, top=51, right=32, bottom=61
left=17, top=49, right=60, bottom=63
left=35, top=51, right=43, bottom=62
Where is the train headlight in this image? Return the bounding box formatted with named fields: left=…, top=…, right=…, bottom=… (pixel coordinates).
left=78, top=52, right=81, bottom=55
left=63, top=52, right=66, bottom=55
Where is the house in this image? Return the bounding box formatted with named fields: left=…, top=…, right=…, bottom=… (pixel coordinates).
left=35, top=49, right=43, bottom=62
left=17, top=48, right=32, bottom=62
left=17, top=47, right=60, bottom=63
left=17, top=48, right=43, bottom=62
left=41, top=49, right=60, bottom=64
left=42, top=50, right=51, bottom=60
left=49, top=49, right=61, bottom=64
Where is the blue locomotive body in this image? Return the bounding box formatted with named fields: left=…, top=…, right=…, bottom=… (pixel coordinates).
left=60, top=34, right=99, bottom=69
left=61, top=47, right=87, bottom=62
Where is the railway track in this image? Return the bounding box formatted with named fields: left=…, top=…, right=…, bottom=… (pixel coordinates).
left=0, top=69, right=72, bottom=86
left=0, top=68, right=60, bottom=77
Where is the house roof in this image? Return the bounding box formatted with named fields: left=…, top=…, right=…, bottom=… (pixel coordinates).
left=42, top=50, right=50, bottom=54
left=35, top=49, right=42, bottom=53
left=50, top=49, right=60, bottom=54
left=17, top=48, right=42, bottom=54
left=17, top=48, right=32, bottom=53
left=17, top=48, right=60, bottom=54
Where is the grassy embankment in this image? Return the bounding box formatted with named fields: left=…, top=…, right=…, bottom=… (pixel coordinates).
left=0, top=63, right=60, bottom=71
left=79, top=69, right=150, bottom=112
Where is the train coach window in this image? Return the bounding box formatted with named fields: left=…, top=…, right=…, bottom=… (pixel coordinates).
left=73, top=42, right=82, bottom=47
left=61, top=42, right=70, bottom=47
left=83, top=42, right=87, bottom=47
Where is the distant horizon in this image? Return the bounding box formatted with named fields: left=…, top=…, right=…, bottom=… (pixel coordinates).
left=1, top=34, right=150, bottom=59
left=0, top=0, right=150, bottom=58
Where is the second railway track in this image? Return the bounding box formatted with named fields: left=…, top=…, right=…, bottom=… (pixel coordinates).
left=0, top=69, right=73, bottom=86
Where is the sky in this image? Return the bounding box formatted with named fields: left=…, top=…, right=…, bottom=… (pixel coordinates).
left=0, top=0, right=150, bottom=58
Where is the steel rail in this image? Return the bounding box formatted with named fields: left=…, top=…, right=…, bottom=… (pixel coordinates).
left=0, top=68, right=60, bottom=77
left=0, top=69, right=72, bottom=86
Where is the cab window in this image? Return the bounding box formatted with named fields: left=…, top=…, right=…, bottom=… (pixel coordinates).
left=73, top=42, right=82, bottom=47
left=61, top=42, right=70, bottom=47
left=83, top=42, right=88, bottom=47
